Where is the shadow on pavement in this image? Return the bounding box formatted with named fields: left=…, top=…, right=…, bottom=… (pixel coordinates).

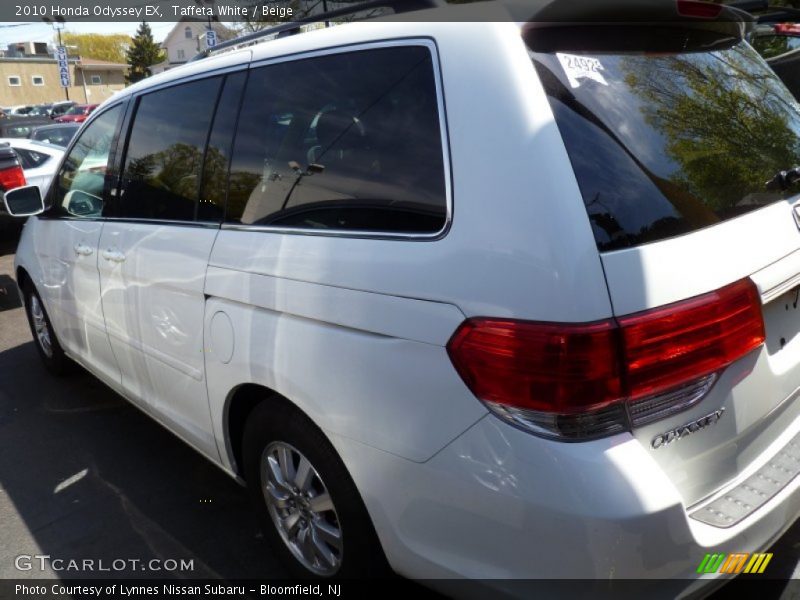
left=0, top=274, right=21, bottom=311
left=0, top=222, right=22, bottom=257
left=0, top=340, right=281, bottom=580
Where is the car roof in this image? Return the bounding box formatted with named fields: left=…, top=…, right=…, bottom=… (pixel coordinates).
left=0, top=137, right=65, bottom=154
left=32, top=122, right=79, bottom=131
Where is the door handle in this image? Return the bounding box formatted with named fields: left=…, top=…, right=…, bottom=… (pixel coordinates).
left=73, top=243, right=94, bottom=257
left=102, top=249, right=126, bottom=263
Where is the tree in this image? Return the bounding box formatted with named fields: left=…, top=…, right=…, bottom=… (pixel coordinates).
left=60, top=32, right=130, bottom=64
left=125, top=22, right=164, bottom=84
left=624, top=45, right=800, bottom=216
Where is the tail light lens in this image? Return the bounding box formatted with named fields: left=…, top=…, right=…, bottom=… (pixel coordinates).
left=447, top=278, right=765, bottom=440
left=0, top=164, right=26, bottom=191
left=676, top=0, right=723, bottom=19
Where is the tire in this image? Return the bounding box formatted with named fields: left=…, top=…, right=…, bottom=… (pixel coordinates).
left=22, top=283, right=72, bottom=376
left=242, top=400, right=389, bottom=579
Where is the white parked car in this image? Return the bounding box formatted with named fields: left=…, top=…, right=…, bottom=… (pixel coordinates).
left=0, top=138, right=63, bottom=196
left=4, top=0, right=800, bottom=594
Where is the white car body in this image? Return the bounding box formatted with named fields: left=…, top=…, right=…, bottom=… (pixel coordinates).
left=0, top=138, right=63, bottom=196
left=8, top=2, right=800, bottom=594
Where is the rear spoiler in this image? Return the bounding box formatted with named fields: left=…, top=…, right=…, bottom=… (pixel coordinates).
left=513, top=0, right=754, bottom=39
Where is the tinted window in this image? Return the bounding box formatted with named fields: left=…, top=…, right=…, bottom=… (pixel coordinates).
left=198, top=71, right=247, bottom=222
left=4, top=125, right=34, bottom=138
left=226, top=46, right=446, bottom=233
left=31, top=125, right=77, bottom=147
left=752, top=34, right=800, bottom=60
left=116, top=77, right=222, bottom=221
left=14, top=147, right=49, bottom=169
left=531, top=28, right=800, bottom=251
left=51, top=105, right=122, bottom=218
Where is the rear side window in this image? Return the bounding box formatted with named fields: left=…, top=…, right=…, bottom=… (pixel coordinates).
left=5, top=125, right=33, bottom=138
left=14, top=147, right=48, bottom=169
left=116, top=76, right=222, bottom=222
left=226, top=45, right=447, bottom=234
left=530, top=28, right=800, bottom=251
left=31, top=126, right=76, bottom=147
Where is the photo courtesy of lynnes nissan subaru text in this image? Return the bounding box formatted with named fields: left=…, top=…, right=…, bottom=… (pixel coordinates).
left=4, top=0, right=800, bottom=595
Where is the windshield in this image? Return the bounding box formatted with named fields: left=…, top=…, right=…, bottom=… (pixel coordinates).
left=65, top=106, right=85, bottom=115
left=531, top=28, right=800, bottom=251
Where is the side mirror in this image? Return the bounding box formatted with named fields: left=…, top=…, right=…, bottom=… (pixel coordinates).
left=63, top=189, right=102, bottom=217
left=3, top=185, right=44, bottom=217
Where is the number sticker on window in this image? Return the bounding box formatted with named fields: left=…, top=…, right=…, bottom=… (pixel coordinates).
left=556, top=53, right=608, bottom=89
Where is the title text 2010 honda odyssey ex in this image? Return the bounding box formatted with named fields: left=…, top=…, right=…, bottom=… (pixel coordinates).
left=5, top=0, right=800, bottom=594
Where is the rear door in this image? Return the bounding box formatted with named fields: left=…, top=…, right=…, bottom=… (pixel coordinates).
left=98, top=72, right=246, bottom=459
left=531, top=25, right=800, bottom=510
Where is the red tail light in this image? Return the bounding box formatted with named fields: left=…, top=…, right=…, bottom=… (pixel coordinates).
left=0, top=165, right=26, bottom=191
left=620, top=279, right=764, bottom=400
left=447, top=279, right=765, bottom=439
left=447, top=319, right=622, bottom=415
left=676, top=0, right=723, bottom=19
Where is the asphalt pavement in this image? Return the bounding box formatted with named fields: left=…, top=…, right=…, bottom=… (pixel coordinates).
left=0, top=224, right=282, bottom=582
left=0, top=224, right=798, bottom=596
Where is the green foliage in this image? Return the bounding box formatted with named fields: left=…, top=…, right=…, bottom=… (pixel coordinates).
left=60, top=32, right=130, bottom=64
left=625, top=44, right=800, bottom=214
left=752, top=34, right=792, bottom=59
left=125, top=22, right=164, bottom=84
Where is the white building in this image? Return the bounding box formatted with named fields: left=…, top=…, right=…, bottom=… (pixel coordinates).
left=151, top=20, right=233, bottom=75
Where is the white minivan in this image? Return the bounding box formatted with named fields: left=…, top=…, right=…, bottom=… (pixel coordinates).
left=5, top=0, right=800, bottom=593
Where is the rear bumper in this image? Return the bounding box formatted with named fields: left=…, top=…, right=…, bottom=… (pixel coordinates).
left=333, top=411, right=800, bottom=595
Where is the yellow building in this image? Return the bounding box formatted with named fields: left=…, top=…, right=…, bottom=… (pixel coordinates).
left=0, top=57, right=127, bottom=107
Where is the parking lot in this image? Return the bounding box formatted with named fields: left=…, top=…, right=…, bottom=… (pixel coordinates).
left=0, top=224, right=799, bottom=593
left=0, top=226, right=285, bottom=582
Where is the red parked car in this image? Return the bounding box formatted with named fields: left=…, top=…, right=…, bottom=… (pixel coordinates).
left=54, top=104, right=98, bottom=124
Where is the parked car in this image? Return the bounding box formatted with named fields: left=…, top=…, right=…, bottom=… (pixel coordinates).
left=0, top=142, right=26, bottom=232
left=5, top=0, right=800, bottom=594
left=28, top=123, right=80, bottom=148
left=26, top=104, right=53, bottom=118
left=48, top=101, right=75, bottom=119
left=54, top=104, right=97, bottom=123
left=0, top=116, right=54, bottom=139
left=0, top=139, right=62, bottom=196
left=730, top=0, right=800, bottom=99
left=6, top=105, right=33, bottom=116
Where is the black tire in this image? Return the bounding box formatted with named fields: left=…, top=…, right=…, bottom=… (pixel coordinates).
left=243, top=399, right=389, bottom=579
left=22, top=283, right=72, bottom=376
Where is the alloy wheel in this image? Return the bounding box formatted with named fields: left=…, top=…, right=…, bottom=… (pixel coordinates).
left=261, top=441, right=343, bottom=576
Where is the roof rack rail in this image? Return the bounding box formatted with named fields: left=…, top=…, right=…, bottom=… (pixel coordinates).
left=189, top=0, right=445, bottom=62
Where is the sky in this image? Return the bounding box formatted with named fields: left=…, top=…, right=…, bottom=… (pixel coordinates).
left=0, top=21, right=178, bottom=48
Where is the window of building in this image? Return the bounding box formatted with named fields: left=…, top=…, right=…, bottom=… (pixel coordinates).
left=31, top=75, right=44, bottom=86
left=114, top=76, right=223, bottom=222
left=184, top=26, right=192, bottom=39
left=7, top=76, right=21, bottom=87
left=225, top=45, right=448, bottom=234
left=177, top=49, right=185, bottom=60
left=90, top=75, right=102, bottom=85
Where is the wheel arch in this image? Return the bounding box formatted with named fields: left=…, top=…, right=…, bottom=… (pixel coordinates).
left=15, top=265, right=32, bottom=291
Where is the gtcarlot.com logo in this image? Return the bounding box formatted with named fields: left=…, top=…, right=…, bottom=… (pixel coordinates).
left=697, top=552, right=773, bottom=574
left=15, top=555, right=195, bottom=573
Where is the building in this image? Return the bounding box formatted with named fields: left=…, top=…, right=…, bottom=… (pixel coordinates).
left=151, top=20, right=234, bottom=74
left=0, top=53, right=127, bottom=106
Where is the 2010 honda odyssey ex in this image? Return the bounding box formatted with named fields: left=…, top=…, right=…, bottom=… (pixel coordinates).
left=5, top=0, right=800, bottom=594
